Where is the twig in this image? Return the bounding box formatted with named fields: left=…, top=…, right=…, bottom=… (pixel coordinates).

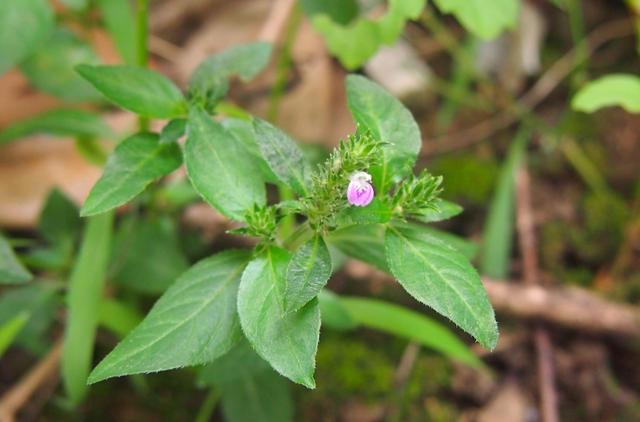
left=385, top=342, right=421, bottom=422
left=422, top=18, right=634, bottom=156
left=0, top=339, right=63, bottom=422
left=516, top=165, right=558, bottom=422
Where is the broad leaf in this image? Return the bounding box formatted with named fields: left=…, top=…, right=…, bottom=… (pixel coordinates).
left=327, top=224, right=389, bottom=272
left=336, top=197, right=392, bottom=225
left=300, top=0, right=359, bottom=25
left=0, top=0, right=54, bottom=75
left=317, top=290, right=357, bottom=331
left=480, top=131, right=528, bottom=278
left=20, top=30, right=102, bottom=102
left=285, top=235, right=332, bottom=313
left=88, top=250, right=250, bottom=383
left=81, top=133, right=182, bottom=216
left=62, top=212, right=114, bottom=404
left=199, top=341, right=294, bottom=422
left=385, top=224, right=498, bottom=349
left=97, top=0, right=136, bottom=65
left=222, top=118, right=279, bottom=184
left=434, top=0, right=519, bottom=40
left=346, top=75, right=421, bottom=192
left=111, top=216, right=188, bottom=294
left=0, top=234, right=32, bottom=284
left=0, top=284, right=58, bottom=353
left=185, top=108, right=266, bottom=220
left=252, top=118, right=308, bottom=195
left=38, top=188, right=81, bottom=245
left=411, top=199, right=463, bottom=223
left=76, top=65, right=187, bottom=118
left=0, top=312, right=29, bottom=357
left=238, top=246, right=320, bottom=388
left=572, top=74, right=640, bottom=114
left=310, top=0, right=424, bottom=69
left=0, top=109, right=113, bottom=145
left=340, top=296, right=481, bottom=367
left=189, top=42, right=272, bottom=104
left=159, top=118, right=187, bottom=144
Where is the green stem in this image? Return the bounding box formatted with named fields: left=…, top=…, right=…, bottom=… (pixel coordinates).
left=136, top=0, right=150, bottom=131
left=194, top=389, right=220, bottom=422
left=566, top=0, right=589, bottom=88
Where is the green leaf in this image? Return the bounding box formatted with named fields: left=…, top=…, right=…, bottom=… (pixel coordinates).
left=396, top=223, right=479, bottom=260
left=159, top=118, right=187, bottom=144
left=300, top=0, right=359, bottom=25
left=571, top=74, right=640, bottom=114
left=340, top=296, right=481, bottom=367
left=346, top=74, right=421, bottom=192
left=317, top=290, right=357, bottom=331
left=285, top=235, right=332, bottom=313
left=0, top=109, right=113, bottom=145
left=110, top=216, right=189, bottom=294
left=0, top=234, right=32, bottom=284
left=97, top=0, right=136, bottom=65
left=327, top=224, right=389, bottom=272
left=252, top=118, right=308, bottom=195
left=20, top=30, right=102, bottom=102
left=76, top=65, right=187, bottom=118
left=199, top=341, right=294, bottom=422
left=38, top=188, right=81, bottom=245
left=189, top=42, right=272, bottom=102
left=0, top=284, right=58, bottom=354
left=480, top=131, right=528, bottom=278
left=238, top=246, right=320, bottom=388
left=411, top=199, right=463, bottom=223
left=0, top=312, right=29, bottom=357
left=62, top=212, right=114, bottom=404
left=88, top=250, right=250, bottom=384
left=81, top=133, right=182, bottom=216
left=222, top=118, right=279, bottom=184
left=97, top=299, right=143, bottom=338
left=185, top=108, right=266, bottom=220
left=336, top=197, right=392, bottom=225
left=385, top=224, right=498, bottom=349
left=433, top=0, right=519, bottom=39
left=310, top=0, right=425, bottom=69
left=0, top=0, right=54, bottom=75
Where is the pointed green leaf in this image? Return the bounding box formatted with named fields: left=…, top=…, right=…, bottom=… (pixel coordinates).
left=199, top=341, right=294, bottom=422
left=0, top=109, right=113, bottom=145
left=317, top=290, right=357, bottom=331
left=0, top=234, right=32, bottom=284
left=252, top=118, right=308, bottom=195
left=434, top=0, right=519, bottom=40
left=0, top=0, right=54, bottom=75
left=81, top=133, right=182, bottom=216
left=20, top=29, right=102, bottom=102
left=222, top=118, right=279, bottom=184
left=480, top=131, right=528, bottom=278
left=62, top=212, right=114, bottom=404
left=189, top=42, right=272, bottom=101
left=411, top=199, right=463, bottom=223
left=285, top=235, right=332, bottom=313
left=186, top=108, right=266, bottom=220
left=0, top=312, right=29, bottom=357
left=386, top=224, right=497, bottom=349
left=97, top=0, right=136, bottom=65
left=238, top=246, right=320, bottom=388
left=111, top=216, right=188, bottom=294
left=340, top=296, right=482, bottom=367
left=76, top=64, right=186, bottom=118
left=327, top=224, right=389, bottom=272
left=38, top=188, right=81, bottom=244
left=88, top=250, right=250, bottom=384
left=346, top=75, right=421, bottom=191
left=572, top=74, right=640, bottom=114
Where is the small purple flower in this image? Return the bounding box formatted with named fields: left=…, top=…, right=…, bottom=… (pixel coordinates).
left=347, top=171, right=374, bottom=207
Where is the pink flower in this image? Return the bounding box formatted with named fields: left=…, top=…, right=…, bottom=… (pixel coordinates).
left=347, top=171, right=374, bottom=207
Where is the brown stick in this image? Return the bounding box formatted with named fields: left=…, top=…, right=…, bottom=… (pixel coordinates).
left=516, top=165, right=559, bottom=422
left=422, top=18, right=634, bottom=156
left=0, top=339, right=63, bottom=422
left=257, top=0, right=297, bottom=43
